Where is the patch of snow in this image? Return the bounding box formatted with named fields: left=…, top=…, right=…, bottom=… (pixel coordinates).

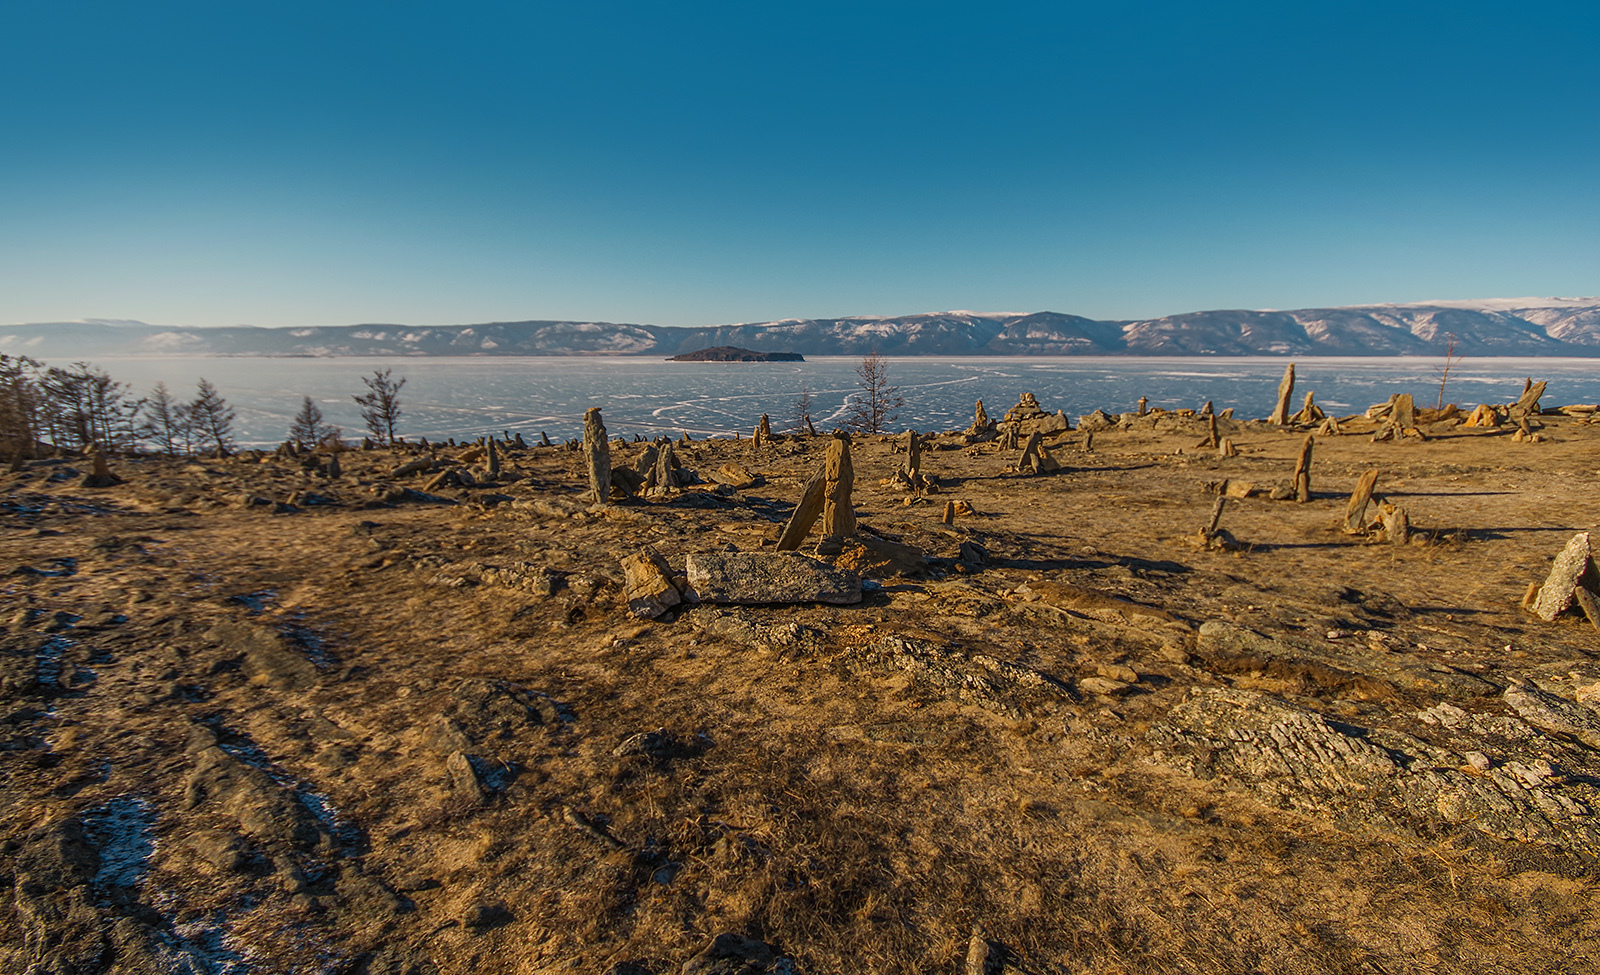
left=1361, top=297, right=1600, bottom=312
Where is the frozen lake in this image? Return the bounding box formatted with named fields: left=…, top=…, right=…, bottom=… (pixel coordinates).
left=90, top=355, right=1600, bottom=447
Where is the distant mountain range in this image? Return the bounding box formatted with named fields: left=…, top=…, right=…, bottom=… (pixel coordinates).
left=4, top=298, right=1599, bottom=359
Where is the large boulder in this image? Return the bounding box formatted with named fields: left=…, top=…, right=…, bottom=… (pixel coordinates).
left=685, top=553, right=862, bottom=605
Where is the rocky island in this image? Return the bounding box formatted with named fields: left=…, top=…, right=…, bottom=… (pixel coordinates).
left=667, top=346, right=805, bottom=362
left=3, top=384, right=1598, bottom=974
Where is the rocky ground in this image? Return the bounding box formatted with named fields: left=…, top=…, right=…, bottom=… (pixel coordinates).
left=3, top=403, right=1600, bottom=975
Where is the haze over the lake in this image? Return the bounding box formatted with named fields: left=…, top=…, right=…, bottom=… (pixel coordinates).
left=3, top=2, right=1596, bottom=332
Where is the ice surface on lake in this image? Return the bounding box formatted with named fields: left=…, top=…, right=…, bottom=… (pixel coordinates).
left=92, top=355, right=1600, bottom=447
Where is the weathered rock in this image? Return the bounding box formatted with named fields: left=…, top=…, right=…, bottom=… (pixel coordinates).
left=1291, top=433, right=1313, bottom=502
left=390, top=457, right=434, bottom=478
left=184, top=728, right=325, bottom=850
left=446, top=750, right=486, bottom=804
left=79, top=446, right=122, bottom=488
left=818, top=433, right=856, bottom=554
left=1195, top=619, right=1491, bottom=699
left=712, top=463, right=761, bottom=490
left=1289, top=390, right=1325, bottom=425
left=1377, top=501, right=1410, bottom=544
left=681, top=933, right=788, bottom=975
left=845, top=634, right=1070, bottom=717
left=775, top=465, right=826, bottom=551
left=1503, top=682, right=1600, bottom=749
left=621, top=548, right=683, bottom=619
left=1343, top=470, right=1380, bottom=533
left=1532, top=532, right=1599, bottom=622
left=584, top=408, right=611, bottom=503
left=685, top=552, right=862, bottom=605
left=1148, top=686, right=1600, bottom=857
left=1268, top=363, right=1295, bottom=424
left=1511, top=379, right=1547, bottom=417
left=444, top=678, right=556, bottom=742
left=206, top=622, right=318, bottom=690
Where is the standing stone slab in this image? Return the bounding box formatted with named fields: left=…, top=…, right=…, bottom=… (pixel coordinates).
left=775, top=465, right=827, bottom=551
left=820, top=433, right=856, bottom=549
left=685, top=553, right=862, bottom=605
left=583, top=408, right=611, bottom=503
left=1292, top=434, right=1314, bottom=503
left=1533, top=532, right=1599, bottom=622
left=1268, top=363, right=1295, bottom=425
left=1343, top=470, right=1380, bottom=533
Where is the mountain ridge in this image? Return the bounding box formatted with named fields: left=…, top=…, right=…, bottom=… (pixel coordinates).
left=4, top=299, right=1599, bottom=358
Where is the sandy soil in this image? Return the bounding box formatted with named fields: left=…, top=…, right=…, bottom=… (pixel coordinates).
left=3, top=405, right=1599, bottom=974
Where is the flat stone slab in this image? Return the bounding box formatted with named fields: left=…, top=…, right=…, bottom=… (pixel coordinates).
left=685, top=552, right=861, bottom=605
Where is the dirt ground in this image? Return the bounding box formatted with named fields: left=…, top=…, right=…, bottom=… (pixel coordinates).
left=3, top=402, right=1599, bottom=975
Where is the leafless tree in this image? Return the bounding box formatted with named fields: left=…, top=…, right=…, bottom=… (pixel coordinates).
left=0, top=354, right=42, bottom=464
left=354, top=369, right=406, bottom=445
left=141, top=382, right=188, bottom=454
left=189, top=378, right=236, bottom=456
left=1434, top=332, right=1464, bottom=410
left=790, top=383, right=816, bottom=435
left=288, top=396, right=334, bottom=449
left=845, top=352, right=903, bottom=434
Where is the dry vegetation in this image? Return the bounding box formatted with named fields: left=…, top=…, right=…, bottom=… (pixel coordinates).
left=3, top=402, right=1600, bottom=974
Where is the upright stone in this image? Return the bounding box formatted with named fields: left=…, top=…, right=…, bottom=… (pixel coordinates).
left=1512, top=380, right=1547, bottom=418
left=1292, top=434, right=1314, bottom=502
left=818, top=433, right=856, bottom=554
left=486, top=438, right=500, bottom=478
left=775, top=465, right=827, bottom=551
left=974, top=400, right=989, bottom=429
left=1205, top=413, right=1219, bottom=448
left=904, top=430, right=921, bottom=479
left=326, top=452, right=341, bottom=479
left=1268, top=363, right=1296, bottom=425
left=1393, top=393, right=1416, bottom=431
left=1343, top=470, right=1380, bottom=533
left=1137, top=396, right=1149, bottom=417
left=651, top=440, right=682, bottom=495
left=583, top=408, right=611, bottom=503
left=1380, top=502, right=1410, bottom=545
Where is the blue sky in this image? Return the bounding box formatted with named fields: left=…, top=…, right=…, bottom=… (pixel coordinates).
left=2, top=1, right=1595, bottom=327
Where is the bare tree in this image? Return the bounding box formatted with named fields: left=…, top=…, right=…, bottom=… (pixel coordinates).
left=189, top=378, right=236, bottom=456
left=288, top=396, right=334, bottom=449
left=790, top=383, right=816, bottom=435
left=353, top=369, right=405, bottom=445
left=1434, top=331, right=1464, bottom=410
left=845, top=351, right=903, bottom=434
left=0, top=354, right=42, bottom=465
left=141, top=382, right=187, bottom=454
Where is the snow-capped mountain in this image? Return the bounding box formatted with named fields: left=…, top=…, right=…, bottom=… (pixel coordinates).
left=3, top=299, right=1598, bottom=358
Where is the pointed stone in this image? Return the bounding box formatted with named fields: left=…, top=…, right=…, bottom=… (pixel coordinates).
left=583, top=408, right=611, bottom=503
left=1343, top=470, right=1380, bottom=533
left=1268, top=363, right=1295, bottom=424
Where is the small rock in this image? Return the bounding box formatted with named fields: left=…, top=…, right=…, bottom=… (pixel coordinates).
left=1096, top=663, right=1138, bottom=683
left=464, top=901, right=515, bottom=930
left=1078, top=676, right=1130, bottom=696
left=681, top=932, right=787, bottom=975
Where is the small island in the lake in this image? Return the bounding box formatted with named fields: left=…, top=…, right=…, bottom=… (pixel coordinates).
left=667, top=345, right=804, bottom=362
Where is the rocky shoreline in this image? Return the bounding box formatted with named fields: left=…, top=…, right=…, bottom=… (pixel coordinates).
left=3, top=393, right=1599, bottom=973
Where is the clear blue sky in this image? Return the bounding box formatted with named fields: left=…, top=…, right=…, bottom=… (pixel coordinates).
left=3, top=1, right=1595, bottom=328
